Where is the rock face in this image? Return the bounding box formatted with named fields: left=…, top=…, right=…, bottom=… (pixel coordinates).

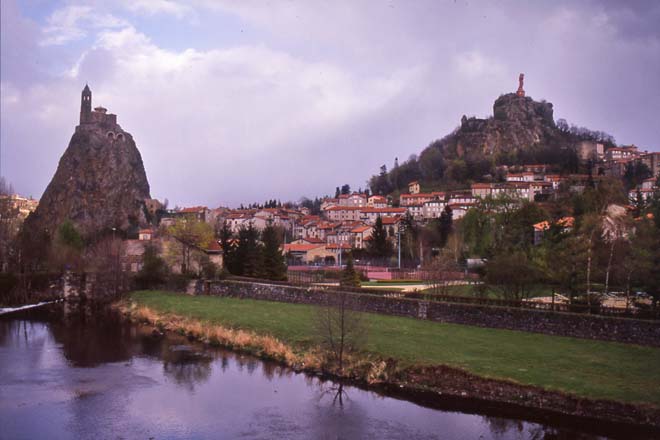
left=24, top=86, right=151, bottom=240
left=448, top=93, right=560, bottom=160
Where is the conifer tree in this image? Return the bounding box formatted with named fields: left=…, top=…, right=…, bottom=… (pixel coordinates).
left=438, top=205, right=453, bottom=248
left=262, top=223, right=287, bottom=281
left=368, top=216, right=392, bottom=258
left=340, top=253, right=361, bottom=288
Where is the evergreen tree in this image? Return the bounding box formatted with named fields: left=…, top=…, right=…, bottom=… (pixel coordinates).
left=438, top=205, right=453, bottom=248
left=340, top=253, right=361, bottom=288
left=235, top=224, right=262, bottom=277
left=135, top=243, right=168, bottom=289
left=632, top=189, right=646, bottom=218
left=368, top=216, right=392, bottom=258
left=262, top=223, right=287, bottom=281
left=219, top=221, right=237, bottom=273
left=335, top=187, right=341, bottom=198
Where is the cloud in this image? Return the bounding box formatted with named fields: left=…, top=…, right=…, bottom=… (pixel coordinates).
left=123, top=0, right=194, bottom=19
left=41, top=5, right=129, bottom=46
left=1, top=0, right=659, bottom=207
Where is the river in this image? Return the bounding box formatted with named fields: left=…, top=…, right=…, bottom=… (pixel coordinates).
left=0, top=304, right=631, bottom=439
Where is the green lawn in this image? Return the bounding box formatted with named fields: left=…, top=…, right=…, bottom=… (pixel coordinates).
left=129, top=290, right=660, bottom=406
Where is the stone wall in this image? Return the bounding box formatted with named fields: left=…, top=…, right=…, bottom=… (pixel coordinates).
left=208, top=280, right=660, bottom=347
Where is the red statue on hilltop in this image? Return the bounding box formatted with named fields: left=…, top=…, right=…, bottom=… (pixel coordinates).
left=516, top=73, right=525, bottom=97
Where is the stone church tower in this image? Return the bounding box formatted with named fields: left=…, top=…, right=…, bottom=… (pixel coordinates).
left=80, top=84, right=92, bottom=124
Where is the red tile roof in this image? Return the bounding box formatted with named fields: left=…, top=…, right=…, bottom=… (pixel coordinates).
left=284, top=244, right=325, bottom=252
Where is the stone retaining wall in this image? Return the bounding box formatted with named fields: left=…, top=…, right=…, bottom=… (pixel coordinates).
left=208, top=280, right=660, bottom=347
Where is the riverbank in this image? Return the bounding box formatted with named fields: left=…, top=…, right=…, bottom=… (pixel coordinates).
left=118, top=290, right=660, bottom=431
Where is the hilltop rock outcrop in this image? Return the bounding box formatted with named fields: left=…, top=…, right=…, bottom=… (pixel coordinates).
left=23, top=86, right=152, bottom=241
left=451, top=92, right=560, bottom=161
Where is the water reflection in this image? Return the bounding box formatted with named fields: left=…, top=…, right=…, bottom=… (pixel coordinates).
left=0, top=305, right=644, bottom=439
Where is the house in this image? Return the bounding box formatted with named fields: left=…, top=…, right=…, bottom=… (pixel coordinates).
left=338, top=193, right=367, bottom=207
left=448, top=191, right=475, bottom=205
left=506, top=172, right=534, bottom=182
left=471, top=183, right=493, bottom=198
left=577, top=141, right=604, bottom=162
left=360, top=207, right=407, bottom=224
left=642, top=177, right=657, bottom=190
left=448, top=203, right=473, bottom=220
left=405, top=204, right=424, bottom=221
left=283, top=243, right=329, bottom=264
left=422, top=200, right=446, bottom=219
left=604, top=145, right=639, bottom=161
left=177, top=206, right=209, bottom=222
left=628, top=188, right=656, bottom=203
left=138, top=229, right=153, bottom=241
left=325, top=243, right=352, bottom=262
left=532, top=217, right=575, bottom=245
left=350, top=225, right=373, bottom=249
left=324, top=206, right=363, bottom=222
left=368, top=195, right=388, bottom=208
left=408, top=181, right=420, bottom=194
left=639, top=152, right=660, bottom=178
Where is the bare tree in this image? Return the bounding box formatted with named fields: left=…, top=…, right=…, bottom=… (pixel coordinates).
left=316, top=290, right=366, bottom=375
left=423, top=250, right=460, bottom=295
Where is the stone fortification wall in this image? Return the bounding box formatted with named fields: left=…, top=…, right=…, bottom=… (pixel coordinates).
left=207, top=280, right=660, bottom=347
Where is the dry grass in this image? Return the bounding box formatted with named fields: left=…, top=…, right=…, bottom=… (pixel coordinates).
left=117, top=301, right=321, bottom=369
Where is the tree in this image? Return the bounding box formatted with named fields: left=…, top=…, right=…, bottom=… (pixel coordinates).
left=423, top=250, right=459, bottom=295
left=484, top=251, right=542, bottom=301
left=340, top=253, right=361, bottom=288
left=316, top=288, right=365, bottom=375
left=367, top=216, right=392, bottom=259
left=218, top=220, right=235, bottom=272
left=437, top=205, right=453, bottom=248
left=167, top=218, right=214, bottom=274
left=135, top=242, right=169, bottom=289
left=600, top=204, right=630, bottom=294
left=234, top=223, right=263, bottom=277
left=340, top=184, right=351, bottom=195
left=49, top=220, right=85, bottom=272
left=399, top=212, right=419, bottom=261
left=262, top=222, right=287, bottom=281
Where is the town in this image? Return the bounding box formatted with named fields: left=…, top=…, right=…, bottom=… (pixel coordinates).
left=2, top=2, right=660, bottom=438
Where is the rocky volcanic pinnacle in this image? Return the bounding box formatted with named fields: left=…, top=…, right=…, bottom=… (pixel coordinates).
left=24, top=90, right=151, bottom=240
left=448, top=93, right=560, bottom=161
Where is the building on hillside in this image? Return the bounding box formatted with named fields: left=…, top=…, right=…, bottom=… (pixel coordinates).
left=175, top=206, right=210, bottom=223
left=283, top=243, right=330, bottom=264
left=604, top=145, right=639, bottom=161
left=408, top=181, right=420, bottom=194
left=320, top=198, right=339, bottom=211
left=506, top=172, right=535, bottom=182
left=138, top=229, right=153, bottom=240
left=577, top=141, right=604, bottom=162
left=338, top=193, right=367, bottom=207
left=532, top=217, right=574, bottom=245
left=350, top=225, right=373, bottom=249
left=406, top=204, right=424, bottom=221
left=360, top=207, right=407, bottom=224
left=324, top=206, right=363, bottom=222
left=639, top=152, right=660, bottom=178
left=422, top=200, right=446, bottom=219
left=367, top=195, right=388, bottom=208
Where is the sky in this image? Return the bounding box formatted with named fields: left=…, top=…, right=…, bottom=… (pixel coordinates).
left=1, top=0, right=659, bottom=207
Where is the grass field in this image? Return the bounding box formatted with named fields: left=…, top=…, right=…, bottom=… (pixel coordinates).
left=129, top=290, right=660, bottom=406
